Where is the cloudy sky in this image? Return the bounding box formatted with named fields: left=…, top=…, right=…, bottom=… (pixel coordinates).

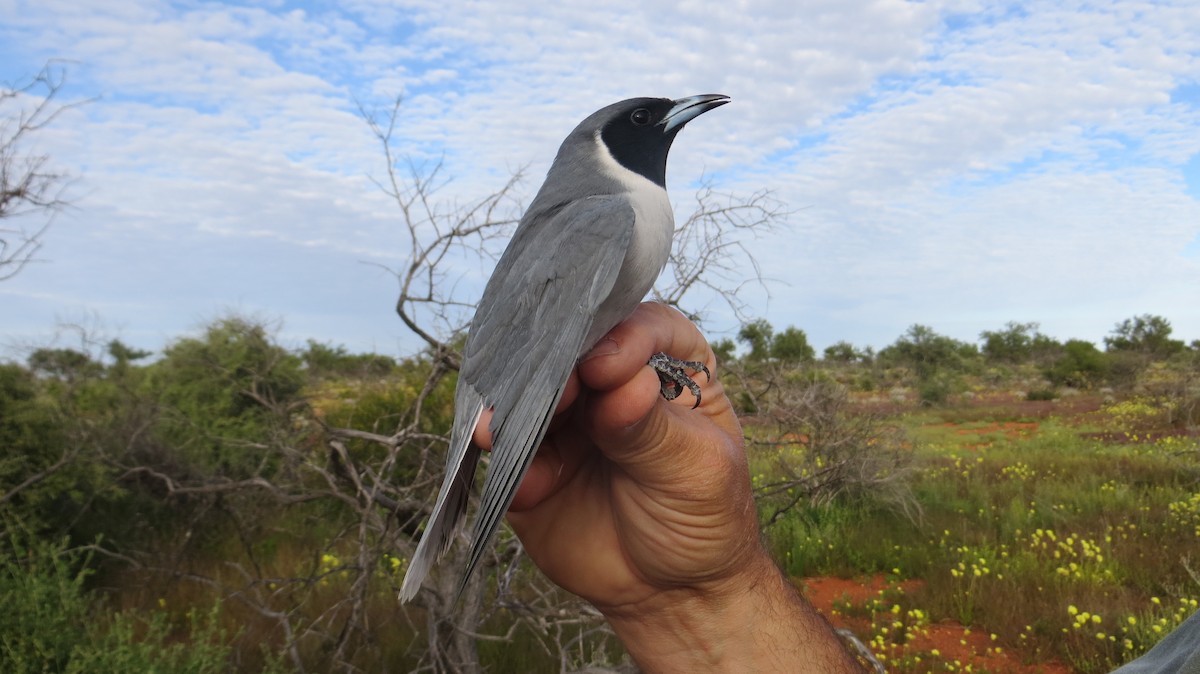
left=2, top=0, right=1198, bottom=360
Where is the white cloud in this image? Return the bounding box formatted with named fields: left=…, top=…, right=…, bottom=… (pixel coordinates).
left=1, top=0, right=1198, bottom=359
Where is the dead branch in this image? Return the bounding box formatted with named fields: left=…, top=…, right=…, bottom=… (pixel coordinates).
left=655, top=181, right=787, bottom=325
left=1, top=61, right=92, bottom=281
left=359, top=96, right=523, bottom=362
left=745, top=372, right=918, bottom=526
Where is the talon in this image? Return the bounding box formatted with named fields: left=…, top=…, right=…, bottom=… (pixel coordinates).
left=648, top=353, right=709, bottom=409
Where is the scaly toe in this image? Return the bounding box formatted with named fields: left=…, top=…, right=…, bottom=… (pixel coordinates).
left=648, top=353, right=710, bottom=409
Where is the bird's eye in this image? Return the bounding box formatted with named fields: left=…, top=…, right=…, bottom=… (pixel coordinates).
left=630, top=108, right=652, bottom=126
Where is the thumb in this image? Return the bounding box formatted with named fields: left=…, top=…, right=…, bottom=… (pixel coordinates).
left=585, top=364, right=742, bottom=499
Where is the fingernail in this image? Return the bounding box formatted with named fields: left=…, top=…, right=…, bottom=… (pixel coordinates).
left=581, top=337, right=619, bottom=361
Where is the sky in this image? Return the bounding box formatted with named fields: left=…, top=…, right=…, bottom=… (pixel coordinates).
left=2, top=0, right=1199, bottom=361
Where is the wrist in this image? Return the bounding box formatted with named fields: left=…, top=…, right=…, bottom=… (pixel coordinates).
left=601, top=552, right=860, bottom=673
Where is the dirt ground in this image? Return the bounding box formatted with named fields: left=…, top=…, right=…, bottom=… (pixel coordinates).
left=801, top=575, right=1073, bottom=674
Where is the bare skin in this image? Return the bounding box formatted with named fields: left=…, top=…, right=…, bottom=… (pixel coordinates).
left=472, top=302, right=861, bottom=673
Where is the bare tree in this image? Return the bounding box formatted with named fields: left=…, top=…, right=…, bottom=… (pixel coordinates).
left=747, top=373, right=917, bottom=527
left=1, top=62, right=87, bottom=281
left=655, top=181, right=784, bottom=324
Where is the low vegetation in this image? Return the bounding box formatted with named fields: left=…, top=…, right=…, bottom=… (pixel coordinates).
left=2, top=313, right=1197, bottom=672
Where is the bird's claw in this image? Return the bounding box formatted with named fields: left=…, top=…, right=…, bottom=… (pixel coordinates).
left=648, top=352, right=710, bottom=409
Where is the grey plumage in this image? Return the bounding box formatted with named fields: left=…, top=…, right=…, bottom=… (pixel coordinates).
left=399, top=94, right=730, bottom=602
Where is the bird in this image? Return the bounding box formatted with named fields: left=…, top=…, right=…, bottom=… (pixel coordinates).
left=399, top=94, right=731, bottom=602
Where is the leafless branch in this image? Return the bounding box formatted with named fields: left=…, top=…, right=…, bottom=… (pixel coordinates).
left=744, top=372, right=918, bottom=527
left=1, top=61, right=92, bottom=281
left=358, top=96, right=523, bottom=363
left=655, top=181, right=787, bottom=325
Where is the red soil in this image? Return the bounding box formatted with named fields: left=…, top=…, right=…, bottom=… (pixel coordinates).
left=952, top=421, right=1040, bottom=438
left=936, top=421, right=1041, bottom=449
left=800, top=575, right=1073, bottom=674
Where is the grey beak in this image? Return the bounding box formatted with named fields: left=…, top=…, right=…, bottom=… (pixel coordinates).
left=660, top=94, right=731, bottom=133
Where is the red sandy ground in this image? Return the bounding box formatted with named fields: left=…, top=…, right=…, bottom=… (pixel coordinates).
left=939, top=420, right=1041, bottom=450
left=950, top=421, right=1040, bottom=438
left=801, top=575, right=1073, bottom=674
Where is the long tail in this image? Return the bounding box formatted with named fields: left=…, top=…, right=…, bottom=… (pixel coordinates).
left=456, top=383, right=563, bottom=599
left=398, top=387, right=485, bottom=602
left=453, top=311, right=590, bottom=598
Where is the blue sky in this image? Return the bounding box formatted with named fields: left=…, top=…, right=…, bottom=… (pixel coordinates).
left=2, top=0, right=1199, bottom=360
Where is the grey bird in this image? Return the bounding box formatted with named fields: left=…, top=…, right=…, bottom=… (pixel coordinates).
left=398, top=94, right=731, bottom=602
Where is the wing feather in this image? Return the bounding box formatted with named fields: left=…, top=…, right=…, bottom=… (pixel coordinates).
left=400, top=195, right=636, bottom=600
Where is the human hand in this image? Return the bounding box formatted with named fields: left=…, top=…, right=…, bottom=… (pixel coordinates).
left=491, top=302, right=756, bottom=610
left=473, top=302, right=860, bottom=672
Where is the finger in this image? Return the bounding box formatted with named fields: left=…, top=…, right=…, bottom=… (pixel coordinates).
left=581, top=331, right=741, bottom=493
left=586, top=366, right=724, bottom=469
left=578, top=303, right=715, bottom=395
left=507, top=439, right=564, bottom=511
left=507, top=424, right=592, bottom=512
left=472, top=408, right=495, bottom=450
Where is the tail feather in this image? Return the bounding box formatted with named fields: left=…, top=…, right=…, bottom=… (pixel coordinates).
left=454, top=312, right=588, bottom=599
left=456, top=385, right=562, bottom=599
left=398, top=388, right=485, bottom=602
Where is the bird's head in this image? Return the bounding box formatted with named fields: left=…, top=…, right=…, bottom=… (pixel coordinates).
left=572, top=94, right=731, bottom=187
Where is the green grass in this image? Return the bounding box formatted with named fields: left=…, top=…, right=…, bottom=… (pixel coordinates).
left=759, top=400, right=1200, bottom=673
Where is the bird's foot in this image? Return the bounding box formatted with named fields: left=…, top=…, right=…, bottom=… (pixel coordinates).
left=648, top=352, right=710, bottom=409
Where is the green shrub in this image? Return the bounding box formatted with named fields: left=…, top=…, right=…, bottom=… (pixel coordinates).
left=143, top=316, right=305, bottom=479
left=0, top=533, right=92, bottom=672
left=880, top=325, right=981, bottom=380
left=918, top=374, right=955, bottom=406
left=1046, top=340, right=1109, bottom=388
left=68, top=607, right=239, bottom=674
left=0, top=365, right=73, bottom=531
left=1, top=531, right=273, bottom=674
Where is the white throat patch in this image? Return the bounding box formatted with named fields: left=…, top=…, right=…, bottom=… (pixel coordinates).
left=583, top=130, right=676, bottom=347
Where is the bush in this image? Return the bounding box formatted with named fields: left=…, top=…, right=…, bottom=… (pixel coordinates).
left=1104, top=314, right=1185, bottom=358
left=980, top=321, right=1058, bottom=365
left=823, top=340, right=871, bottom=365
left=771, top=326, right=816, bottom=364
left=0, top=533, right=92, bottom=672
left=753, top=379, right=914, bottom=524
left=0, top=363, right=118, bottom=536
left=880, top=325, right=980, bottom=380
left=68, top=607, right=241, bottom=674
left=918, top=374, right=956, bottom=406
left=0, top=531, right=266, bottom=674
left=143, top=316, right=305, bottom=479
left=301, top=340, right=397, bottom=379
left=0, top=365, right=69, bottom=526
left=1046, top=340, right=1109, bottom=388
left=1136, top=357, right=1200, bottom=429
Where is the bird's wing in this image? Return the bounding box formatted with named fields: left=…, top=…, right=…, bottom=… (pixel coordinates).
left=460, top=195, right=637, bottom=593
left=399, top=195, right=636, bottom=601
